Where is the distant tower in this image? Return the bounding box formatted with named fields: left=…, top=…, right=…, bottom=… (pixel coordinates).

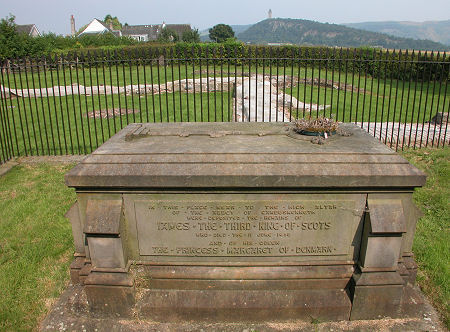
left=70, top=15, right=76, bottom=36
left=268, top=9, right=272, bottom=19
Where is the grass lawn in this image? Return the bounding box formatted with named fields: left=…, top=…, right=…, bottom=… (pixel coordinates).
left=0, top=147, right=448, bottom=329
left=402, top=147, right=450, bottom=327
left=286, top=80, right=447, bottom=124
left=3, top=92, right=232, bottom=156
left=0, top=163, right=76, bottom=331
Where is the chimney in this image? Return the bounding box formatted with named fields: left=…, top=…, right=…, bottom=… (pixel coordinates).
left=162, top=21, right=166, bottom=29
left=109, top=21, right=114, bottom=31
left=71, top=15, right=76, bottom=36
left=268, top=9, right=272, bottom=19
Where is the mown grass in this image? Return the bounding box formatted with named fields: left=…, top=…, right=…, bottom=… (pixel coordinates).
left=3, top=92, right=232, bottom=156
left=286, top=79, right=447, bottom=123
left=402, top=147, right=450, bottom=328
left=0, top=148, right=448, bottom=329
left=0, top=163, right=76, bottom=331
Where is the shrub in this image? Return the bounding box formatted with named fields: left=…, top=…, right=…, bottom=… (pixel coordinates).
left=182, top=29, right=200, bottom=43
left=158, top=28, right=179, bottom=43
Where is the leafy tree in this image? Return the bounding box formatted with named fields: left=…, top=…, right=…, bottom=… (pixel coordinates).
left=103, top=14, right=122, bottom=30
left=182, top=28, right=200, bottom=43
left=0, top=15, right=35, bottom=59
left=0, top=15, right=16, bottom=39
left=158, top=28, right=179, bottom=43
left=209, top=24, right=234, bottom=43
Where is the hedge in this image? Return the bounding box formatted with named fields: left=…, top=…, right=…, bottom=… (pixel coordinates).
left=2, top=43, right=449, bottom=82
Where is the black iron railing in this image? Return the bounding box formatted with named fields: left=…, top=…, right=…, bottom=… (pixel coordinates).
left=0, top=47, right=449, bottom=164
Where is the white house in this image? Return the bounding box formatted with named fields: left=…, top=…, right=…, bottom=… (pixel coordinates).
left=78, top=18, right=122, bottom=36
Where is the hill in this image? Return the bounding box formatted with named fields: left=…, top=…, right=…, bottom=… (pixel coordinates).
left=237, top=18, right=449, bottom=51
left=343, top=20, right=450, bottom=46
left=230, top=24, right=253, bottom=35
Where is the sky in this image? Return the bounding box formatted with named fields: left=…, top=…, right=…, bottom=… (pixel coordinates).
left=1, top=0, right=449, bottom=35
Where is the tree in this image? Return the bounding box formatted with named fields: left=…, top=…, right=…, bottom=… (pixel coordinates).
left=0, top=15, right=30, bottom=59
left=103, top=14, right=122, bottom=30
left=158, top=28, right=179, bottom=43
left=209, top=24, right=234, bottom=43
left=0, top=15, right=16, bottom=39
left=182, top=28, right=200, bottom=43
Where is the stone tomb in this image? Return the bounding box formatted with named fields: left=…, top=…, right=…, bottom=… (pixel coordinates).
left=65, top=122, right=426, bottom=321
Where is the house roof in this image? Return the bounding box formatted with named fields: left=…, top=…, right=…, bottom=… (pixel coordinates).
left=16, top=24, right=39, bottom=36
left=122, top=25, right=160, bottom=39
left=78, top=18, right=122, bottom=37
left=79, top=18, right=111, bottom=35
left=165, top=24, right=191, bottom=35
left=122, top=24, right=191, bottom=39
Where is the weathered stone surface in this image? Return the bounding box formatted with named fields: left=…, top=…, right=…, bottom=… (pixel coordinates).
left=83, top=272, right=135, bottom=316
left=366, top=198, right=406, bottom=234
left=403, top=255, right=418, bottom=285
left=400, top=284, right=429, bottom=318
left=65, top=123, right=426, bottom=189
left=84, top=271, right=134, bottom=287
left=78, top=263, right=92, bottom=285
left=87, top=237, right=126, bottom=268
left=84, top=199, right=122, bottom=235
left=42, top=284, right=446, bottom=331
left=63, top=122, right=427, bottom=323
left=69, top=256, right=86, bottom=284
left=132, top=193, right=365, bottom=263
left=64, top=202, right=84, bottom=254
left=358, top=195, right=409, bottom=269
left=359, top=235, right=403, bottom=268
left=350, top=271, right=405, bottom=320
left=350, top=284, right=404, bottom=320
left=138, top=289, right=351, bottom=322
left=137, top=264, right=354, bottom=281
left=135, top=263, right=354, bottom=291
left=84, top=285, right=135, bottom=317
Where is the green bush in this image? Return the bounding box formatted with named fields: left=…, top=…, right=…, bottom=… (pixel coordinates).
left=0, top=15, right=137, bottom=60
left=64, top=44, right=449, bottom=83
left=157, top=28, right=179, bottom=43
left=182, top=29, right=200, bottom=43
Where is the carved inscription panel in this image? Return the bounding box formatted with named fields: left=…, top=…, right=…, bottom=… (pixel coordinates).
left=134, top=194, right=364, bottom=260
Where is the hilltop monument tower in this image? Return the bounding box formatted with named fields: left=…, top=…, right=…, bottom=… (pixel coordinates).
left=268, top=9, right=272, bottom=19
